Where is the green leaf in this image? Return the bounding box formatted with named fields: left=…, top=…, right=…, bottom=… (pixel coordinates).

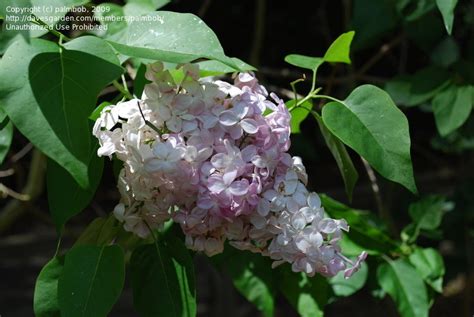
left=329, top=261, right=368, bottom=297
left=74, top=215, right=119, bottom=247
left=314, top=113, right=358, bottom=201
left=339, top=234, right=370, bottom=256
left=94, top=3, right=127, bottom=36
left=58, top=245, right=125, bottom=317
left=433, top=85, right=473, bottom=136
left=436, top=0, right=458, bottom=35
left=284, top=55, right=323, bottom=72
left=63, top=36, right=122, bottom=65
left=130, top=240, right=196, bottom=317
left=0, top=0, right=32, bottom=41
left=431, top=37, right=460, bottom=67
left=321, top=85, right=417, bottom=193
left=32, top=0, right=89, bottom=36
left=323, top=31, right=355, bottom=64
left=385, top=67, right=451, bottom=107
left=213, top=248, right=275, bottom=317
left=286, top=99, right=312, bottom=134
left=0, top=113, right=13, bottom=164
left=47, top=151, right=104, bottom=231
left=34, top=256, right=64, bottom=317
left=278, top=266, right=329, bottom=317
left=408, top=195, right=449, bottom=231
left=408, top=248, right=445, bottom=293
left=89, top=102, right=112, bottom=121
left=402, top=195, right=451, bottom=243
left=377, top=259, right=429, bottom=317
left=95, top=1, right=171, bottom=39
left=132, top=64, right=150, bottom=98
left=107, top=11, right=243, bottom=70
left=197, top=58, right=256, bottom=77
left=321, top=194, right=399, bottom=255
left=0, top=37, right=123, bottom=188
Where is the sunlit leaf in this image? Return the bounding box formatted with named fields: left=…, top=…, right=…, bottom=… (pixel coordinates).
left=322, top=85, right=417, bottom=193
left=323, top=31, right=355, bottom=64
left=107, top=11, right=245, bottom=70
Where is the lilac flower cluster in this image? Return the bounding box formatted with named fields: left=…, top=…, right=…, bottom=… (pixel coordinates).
left=93, top=62, right=366, bottom=278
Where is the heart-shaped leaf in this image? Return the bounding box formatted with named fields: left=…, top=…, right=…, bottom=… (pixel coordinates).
left=0, top=39, right=122, bottom=188
left=0, top=37, right=122, bottom=188
left=58, top=245, right=125, bottom=317
left=322, top=85, right=417, bottom=193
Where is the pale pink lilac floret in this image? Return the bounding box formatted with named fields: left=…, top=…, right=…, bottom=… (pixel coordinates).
left=92, top=62, right=367, bottom=278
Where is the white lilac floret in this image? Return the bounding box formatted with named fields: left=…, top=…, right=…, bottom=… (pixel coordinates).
left=93, top=62, right=367, bottom=278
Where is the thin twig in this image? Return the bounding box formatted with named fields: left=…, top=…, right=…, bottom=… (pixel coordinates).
left=361, top=157, right=383, bottom=212
left=10, top=143, right=33, bottom=163
left=356, top=34, right=404, bottom=76
left=0, top=183, right=30, bottom=201
left=0, top=169, right=14, bottom=178
left=360, top=157, right=397, bottom=236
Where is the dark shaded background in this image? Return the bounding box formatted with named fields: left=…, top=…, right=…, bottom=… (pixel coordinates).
left=1, top=0, right=473, bottom=316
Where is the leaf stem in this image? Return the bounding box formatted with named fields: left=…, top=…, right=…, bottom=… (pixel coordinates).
left=144, top=220, right=161, bottom=248
left=290, top=77, right=305, bottom=105
left=54, top=235, right=63, bottom=257
left=288, top=88, right=323, bottom=112
left=112, top=80, right=133, bottom=100
left=311, top=94, right=342, bottom=104
left=121, top=74, right=131, bottom=96
left=310, top=67, right=318, bottom=92
left=360, top=157, right=398, bottom=237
